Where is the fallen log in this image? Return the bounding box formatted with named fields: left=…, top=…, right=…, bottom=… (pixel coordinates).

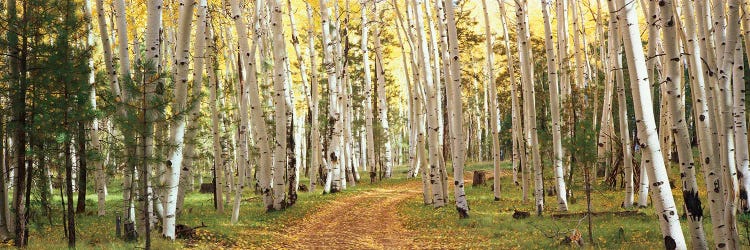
left=551, top=210, right=643, bottom=219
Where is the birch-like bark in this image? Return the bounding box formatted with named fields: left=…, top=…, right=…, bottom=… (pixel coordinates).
left=604, top=4, right=632, bottom=207
left=679, top=2, right=724, bottom=246
left=270, top=0, right=291, bottom=210
left=373, top=14, right=392, bottom=180
left=597, top=0, right=615, bottom=187
left=113, top=0, right=131, bottom=82
left=738, top=0, right=750, bottom=213
left=229, top=0, right=272, bottom=220
left=163, top=0, right=195, bottom=239
left=658, top=0, right=707, bottom=247
left=92, top=0, right=114, bottom=217
left=320, top=0, right=343, bottom=193
left=516, top=0, right=544, bottom=215
left=207, top=25, right=224, bottom=213
left=362, top=0, right=376, bottom=182
left=540, top=0, right=568, bottom=211
left=613, top=0, right=686, bottom=248
left=306, top=3, right=322, bottom=191
left=413, top=0, right=445, bottom=207
left=718, top=1, right=742, bottom=247
left=443, top=0, right=469, bottom=218
left=496, top=0, right=523, bottom=193
left=480, top=0, right=502, bottom=202
left=177, top=0, right=209, bottom=215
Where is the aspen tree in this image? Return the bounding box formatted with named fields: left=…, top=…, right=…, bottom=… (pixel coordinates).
left=320, top=0, right=343, bottom=193
left=94, top=0, right=117, bottom=216
left=738, top=0, right=750, bottom=213
left=207, top=23, right=224, bottom=213
left=480, top=0, right=503, bottom=202
left=163, top=0, right=196, bottom=239
left=413, top=0, right=445, bottom=207
left=177, top=0, right=209, bottom=215
left=269, top=0, right=292, bottom=209
left=694, top=3, right=729, bottom=244
left=613, top=0, right=687, bottom=247
left=515, top=0, right=544, bottom=215
left=373, top=9, right=392, bottom=180
left=540, top=0, right=568, bottom=211
left=658, top=0, right=708, bottom=247
left=443, top=0, right=469, bottom=218
left=306, top=2, right=322, bottom=191
left=496, top=0, right=524, bottom=194
left=229, top=0, right=273, bottom=221
left=678, top=2, right=725, bottom=246
left=362, top=0, right=376, bottom=183
left=602, top=15, right=636, bottom=207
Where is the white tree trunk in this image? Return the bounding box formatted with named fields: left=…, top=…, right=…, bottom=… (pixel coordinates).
left=659, top=0, right=708, bottom=247
left=306, top=2, right=322, bottom=192
left=738, top=0, right=750, bottom=213
left=443, top=0, right=469, bottom=218
left=163, top=0, right=195, bottom=239
left=516, top=0, right=544, bottom=215
left=362, top=0, right=377, bottom=183
left=496, top=0, right=523, bottom=193
left=480, top=0, right=502, bottom=202
left=229, top=0, right=273, bottom=221
left=320, top=0, right=343, bottom=193
left=373, top=17, right=392, bottom=180
left=270, top=0, right=291, bottom=210
left=413, top=0, right=445, bottom=207
left=540, top=0, right=568, bottom=211
left=176, top=0, right=209, bottom=215
left=207, top=24, right=224, bottom=213
left=613, top=0, right=687, bottom=248
left=93, top=0, right=116, bottom=217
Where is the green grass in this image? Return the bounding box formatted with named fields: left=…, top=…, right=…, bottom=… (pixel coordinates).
left=398, top=161, right=748, bottom=249
left=17, top=161, right=750, bottom=249
left=19, top=174, right=410, bottom=249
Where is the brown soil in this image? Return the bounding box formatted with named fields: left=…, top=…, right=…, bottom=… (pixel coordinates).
left=276, top=182, right=422, bottom=249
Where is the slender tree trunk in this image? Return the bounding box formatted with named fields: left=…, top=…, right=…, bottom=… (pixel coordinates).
left=177, top=0, right=210, bottom=215
left=443, top=0, right=469, bottom=218
left=480, top=0, right=502, bottom=202
left=270, top=0, right=291, bottom=210
left=362, top=0, right=377, bottom=183
left=658, top=0, right=708, bottom=247
left=306, top=2, right=321, bottom=192
left=162, top=0, right=195, bottom=239
left=412, top=0, right=445, bottom=207
left=540, top=0, right=568, bottom=211
left=496, top=0, right=523, bottom=193
left=516, top=0, right=544, bottom=215
left=206, top=23, right=224, bottom=213
left=738, top=0, right=750, bottom=213
left=613, top=0, right=687, bottom=248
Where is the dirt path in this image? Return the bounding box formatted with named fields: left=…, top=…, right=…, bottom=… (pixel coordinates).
left=276, top=182, right=422, bottom=249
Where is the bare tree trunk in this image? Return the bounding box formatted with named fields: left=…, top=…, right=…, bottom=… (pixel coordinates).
left=177, top=0, right=210, bottom=215
left=516, top=0, right=544, bottom=215
left=269, top=0, right=291, bottom=210
left=306, top=2, right=322, bottom=192
left=540, top=0, right=568, bottom=211
left=613, top=0, right=687, bottom=247
left=657, top=1, right=708, bottom=247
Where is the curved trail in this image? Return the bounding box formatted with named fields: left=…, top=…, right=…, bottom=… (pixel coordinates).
left=277, top=182, right=422, bottom=249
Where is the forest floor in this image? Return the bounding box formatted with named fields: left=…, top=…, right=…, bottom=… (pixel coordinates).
left=272, top=181, right=424, bottom=249
left=15, top=161, right=750, bottom=249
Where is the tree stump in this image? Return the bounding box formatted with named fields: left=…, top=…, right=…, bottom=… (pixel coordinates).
left=199, top=183, right=215, bottom=194
left=472, top=170, right=487, bottom=187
